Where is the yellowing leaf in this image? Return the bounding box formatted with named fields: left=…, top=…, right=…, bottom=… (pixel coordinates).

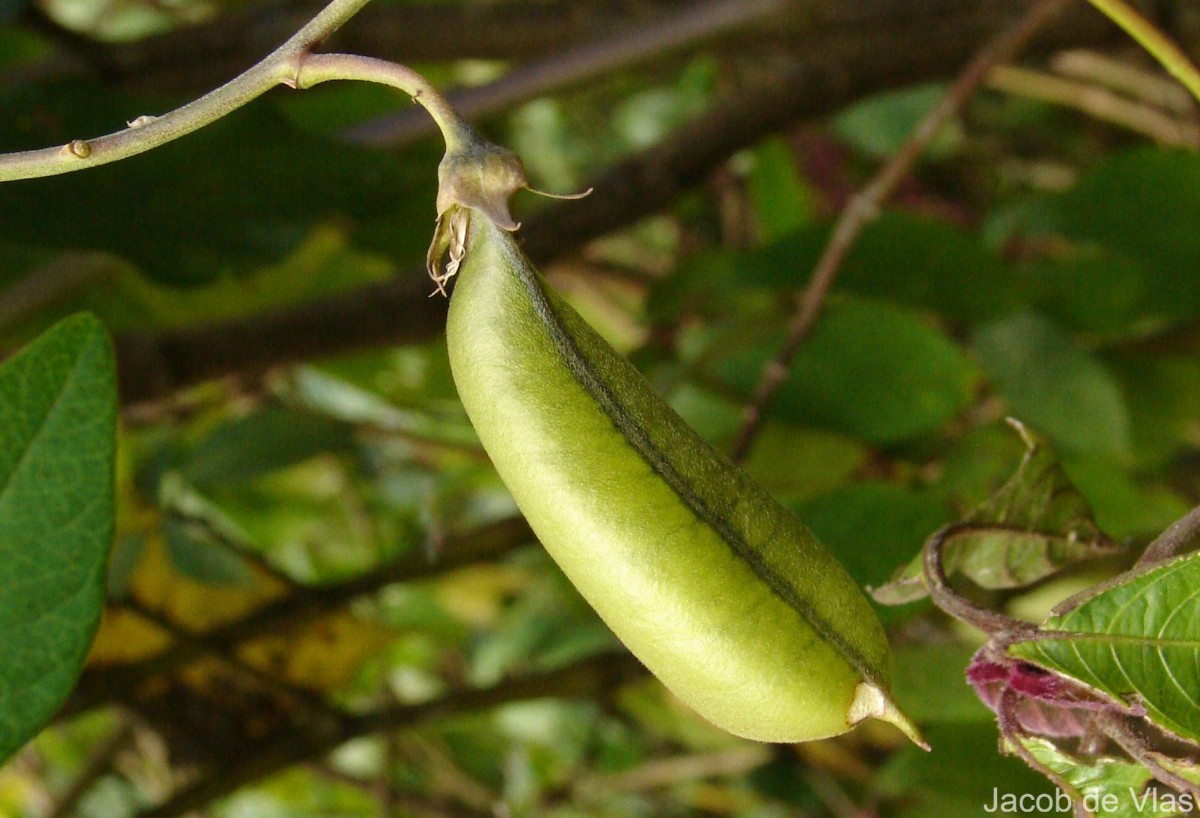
left=237, top=612, right=394, bottom=692
left=433, top=564, right=532, bottom=627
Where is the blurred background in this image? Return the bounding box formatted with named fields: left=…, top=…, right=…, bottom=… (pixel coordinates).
left=2, top=0, right=1200, bottom=815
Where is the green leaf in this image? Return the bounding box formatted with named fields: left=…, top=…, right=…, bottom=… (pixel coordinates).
left=1009, top=551, right=1200, bottom=744
left=650, top=213, right=1012, bottom=325
left=1061, top=455, right=1190, bottom=541
left=747, top=137, right=816, bottom=240
left=283, top=367, right=478, bottom=450
left=163, top=518, right=255, bottom=587
left=708, top=298, right=976, bottom=444
left=181, top=404, right=355, bottom=488
left=0, top=313, right=116, bottom=762
left=1017, top=736, right=1180, bottom=818
left=833, top=83, right=962, bottom=159
left=1015, top=252, right=1155, bottom=339
left=798, top=482, right=951, bottom=610
left=973, top=310, right=1132, bottom=460
left=834, top=212, right=1014, bottom=323
left=743, top=423, right=866, bottom=503
left=1108, top=353, right=1200, bottom=471
left=932, top=421, right=1030, bottom=511
left=874, top=423, right=1117, bottom=605
left=1048, top=148, right=1200, bottom=323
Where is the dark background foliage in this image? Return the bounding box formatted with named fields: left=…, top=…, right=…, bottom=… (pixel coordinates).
left=2, top=0, right=1200, bottom=815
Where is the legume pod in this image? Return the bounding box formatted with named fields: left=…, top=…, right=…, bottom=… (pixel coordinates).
left=446, top=210, right=920, bottom=745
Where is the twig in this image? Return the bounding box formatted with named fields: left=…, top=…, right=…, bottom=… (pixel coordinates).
left=1096, top=711, right=1200, bottom=798
left=132, top=652, right=645, bottom=818
left=307, top=763, right=486, bottom=818
left=576, top=745, right=772, bottom=794
left=343, top=0, right=783, bottom=146
left=996, top=689, right=1090, bottom=818
left=988, top=64, right=1200, bottom=147
left=1082, top=0, right=1200, bottom=102
left=1052, top=49, right=1198, bottom=113
left=727, top=0, right=1070, bottom=463
left=0, top=0, right=489, bottom=182
left=0, top=0, right=371, bottom=181
left=68, top=515, right=533, bottom=715
left=16, top=0, right=684, bottom=94
left=922, top=523, right=1039, bottom=638
left=119, top=596, right=351, bottom=724
left=46, top=715, right=136, bottom=818
left=1136, top=502, right=1200, bottom=566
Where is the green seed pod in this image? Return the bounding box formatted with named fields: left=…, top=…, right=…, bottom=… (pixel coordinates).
left=444, top=210, right=921, bottom=745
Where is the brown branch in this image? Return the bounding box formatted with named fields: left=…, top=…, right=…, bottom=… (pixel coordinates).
left=1136, top=501, right=1200, bottom=566
left=342, top=0, right=784, bottom=146
left=68, top=515, right=533, bottom=715
left=922, top=523, right=1040, bottom=638
left=133, top=651, right=645, bottom=818
left=727, top=0, right=1071, bottom=462
left=112, top=0, right=1119, bottom=409
left=120, top=596, right=350, bottom=721
left=22, top=0, right=694, bottom=94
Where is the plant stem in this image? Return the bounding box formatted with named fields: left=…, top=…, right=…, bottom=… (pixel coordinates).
left=0, top=0, right=470, bottom=182
left=293, top=53, right=474, bottom=153
left=1083, top=0, right=1200, bottom=104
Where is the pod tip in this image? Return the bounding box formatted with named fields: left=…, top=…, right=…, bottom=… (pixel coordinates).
left=849, top=682, right=929, bottom=750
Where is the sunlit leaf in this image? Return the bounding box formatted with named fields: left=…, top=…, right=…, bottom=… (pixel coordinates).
left=0, top=314, right=116, bottom=762
left=1009, top=551, right=1200, bottom=743
left=743, top=423, right=866, bottom=503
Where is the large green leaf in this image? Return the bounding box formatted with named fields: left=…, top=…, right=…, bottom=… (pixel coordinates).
left=708, top=298, right=976, bottom=444
left=1048, top=148, right=1200, bottom=323
left=799, top=482, right=951, bottom=617
left=0, top=313, right=116, bottom=762
left=973, top=310, right=1132, bottom=460
left=833, top=212, right=1014, bottom=324
left=1014, top=252, right=1154, bottom=340
left=1009, top=551, right=1200, bottom=744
